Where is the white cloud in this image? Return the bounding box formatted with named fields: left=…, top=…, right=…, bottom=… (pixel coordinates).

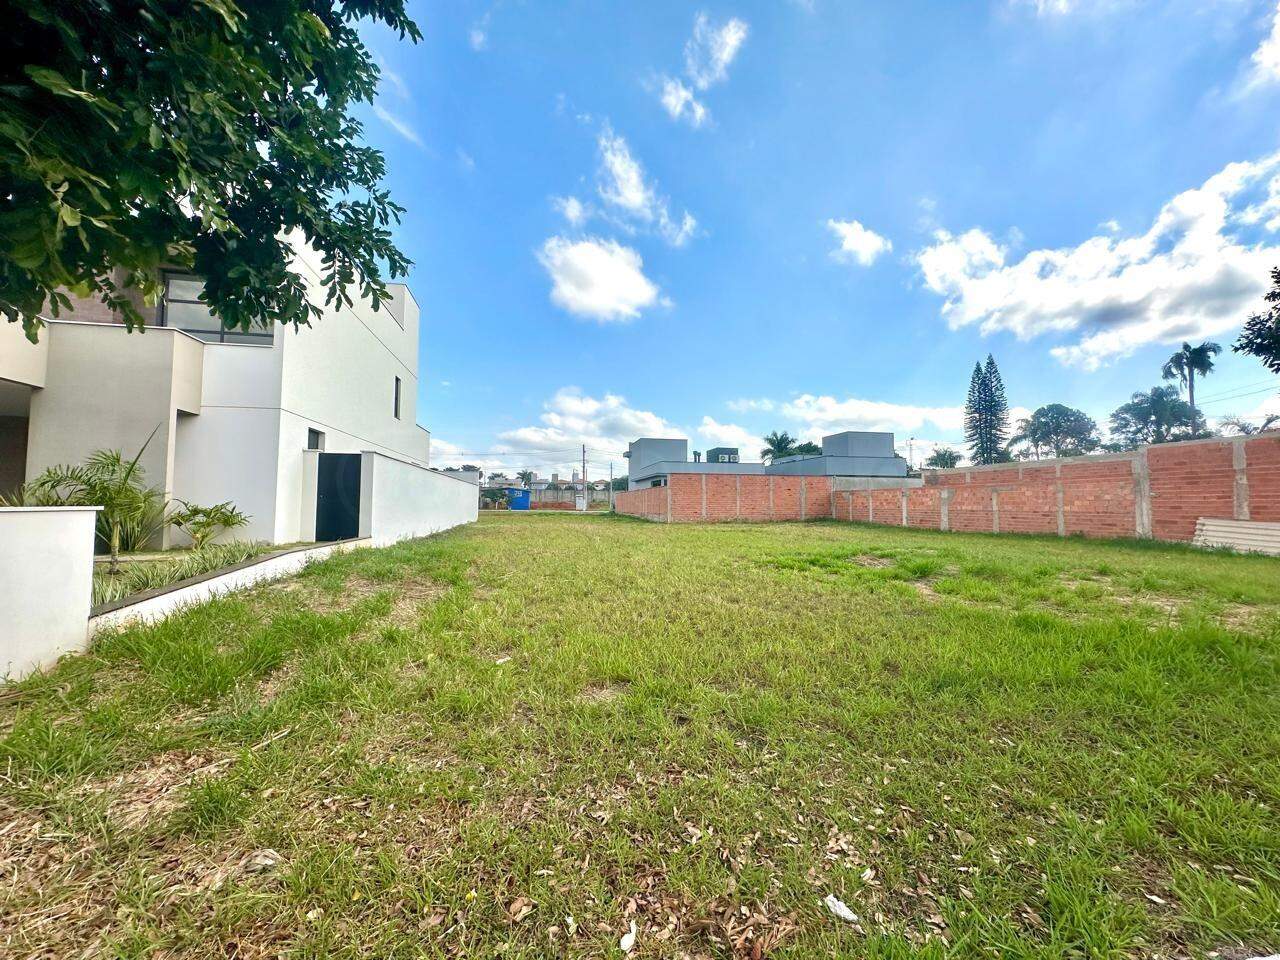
left=499, top=388, right=676, bottom=464
left=377, top=59, right=410, bottom=100
left=456, top=148, right=475, bottom=173
left=915, top=152, right=1280, bottom=370
left=469, top=10, right=492, bottom=51
left=538, top=236, right=661, bottom=322
left=598, top=128, right=656, bottom=218
left=660, top=78, right=709, bottom=128
left=554, top=195, right=588, bottom=227
left=1248, top=3, right=1280, bottom=89
left=782, top=394, right=968, bottom=437
left=1014, top=0, right=1124, bottom=15
left=655, top=13, right=749, bottom=127
left=696, top=417, right=762, bottom=456
left=726, top=397, right=776, bottom=413
left=685, top=14, right=750, bottom=90
left=372, top=104, right=423, bottom=147
left=596, top=127, right=698, bottom=247
left=827, top=218, right=893, bottom=267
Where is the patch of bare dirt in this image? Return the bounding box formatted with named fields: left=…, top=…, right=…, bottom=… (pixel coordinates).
left=268, top=574, right=446, bottom=629
left=382, top=578, right=448, bottom=629
left=853, top=555, right=894, bottom=568
left=578, top=681, right=630, bottom=705
left=914, top=581, right=941, bottom=602
left=76, top=751, right=233, bottom=830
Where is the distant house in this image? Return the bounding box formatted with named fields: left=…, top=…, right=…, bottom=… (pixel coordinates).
left=625, top=432, right=908, bottom=490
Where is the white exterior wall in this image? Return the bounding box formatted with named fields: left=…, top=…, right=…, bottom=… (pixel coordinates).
left=170, top=342, right=284, bottom=544
left=0, top=507, right=98, bottom=680
left=358, top=451, right=478, bottom=546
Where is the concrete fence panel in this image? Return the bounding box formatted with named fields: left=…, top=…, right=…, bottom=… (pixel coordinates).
left=0, top=506, right=99, bottom=680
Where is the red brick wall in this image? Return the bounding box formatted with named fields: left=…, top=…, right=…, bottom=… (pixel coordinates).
left=1147, top=440, right=1236, bottom=541
left=1060, top=460, right=1135, bottom=537
left=613, top=434, right=1280, bottom=544
left=613, top=474, right=837, bottom=522
left=1247, top=436, right=1280, bottom=522
left=614, top=484, right=669, bottom=521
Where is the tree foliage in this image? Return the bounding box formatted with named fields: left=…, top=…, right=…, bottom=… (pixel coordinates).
left=760, top=431, right=798, bottom=463
left=924, top=447, right=962, bottom=469
left=1, top=0, right=419, bottom=341
left=1010, top=404, right=1101, bottom=460
left=1235, top=267, right=1280, bottom=374
left=168, top=499, right=250, bottom=549
left=7, top=434, right=163, bottom=571
left=1161, top=341, right=1221, bottom=432
left=793, top=441, right=822, bottom=456
left=1108, top=386, right=1196, bottom=449
left=964, top=355, right=1010, bottom=465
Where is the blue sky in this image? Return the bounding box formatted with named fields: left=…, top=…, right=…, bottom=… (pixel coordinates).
left=360, top=0, right=1280, bottom=477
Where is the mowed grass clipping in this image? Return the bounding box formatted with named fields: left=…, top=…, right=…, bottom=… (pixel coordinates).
left=1, top=512, right=1278, bottom=959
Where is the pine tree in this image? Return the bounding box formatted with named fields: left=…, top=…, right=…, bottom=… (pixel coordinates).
left=964, top=355, right=1011, bottom=465
left=983, top=354, right=1010, bottom=456
left=964, top=362, right=985, bottom=461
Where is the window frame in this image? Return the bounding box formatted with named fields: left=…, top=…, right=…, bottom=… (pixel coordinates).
left=393, top=376, right=402, bottom=420
left=159, top=272, right=274, bottom=344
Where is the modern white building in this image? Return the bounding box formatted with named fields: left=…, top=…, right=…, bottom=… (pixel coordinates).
left=0, top=245, right=474, bottom=546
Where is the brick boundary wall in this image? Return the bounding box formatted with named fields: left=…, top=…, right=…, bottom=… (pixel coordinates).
left=613, top=474, right=833, bottom=523
left=614, top=432, right=1280, bottom=544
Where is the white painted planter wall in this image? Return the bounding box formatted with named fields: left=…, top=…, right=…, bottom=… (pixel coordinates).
left=0, top=506, right=99, bottom=681
left=88, top=539, right=369, bottom=634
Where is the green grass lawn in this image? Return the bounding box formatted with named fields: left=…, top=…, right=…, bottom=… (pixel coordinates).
left=3, top=513, right=1279, bottom=959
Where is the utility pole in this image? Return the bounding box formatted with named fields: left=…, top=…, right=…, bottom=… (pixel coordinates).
left=580, top=443, right=587, bottom=512
left=609, top=462, right=614, bottom=512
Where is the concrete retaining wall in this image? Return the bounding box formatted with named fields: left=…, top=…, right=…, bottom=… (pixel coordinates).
left=0, top=506, right=99, bottom=680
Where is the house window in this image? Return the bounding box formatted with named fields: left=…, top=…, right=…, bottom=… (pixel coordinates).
left=393, top=377, right=402, bottom=419
left=307, top=428, right=325, bottom=451
left=160, top=273, right=273, bottom=344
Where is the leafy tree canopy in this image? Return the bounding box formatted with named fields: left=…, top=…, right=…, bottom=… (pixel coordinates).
left=760, top=431, right=798, bottom=463
left=1010, top=404, right=1101, bottom=460
left=1108, top=386, right=1196, bottom=449
left=924, top=447, right=962, bottom=469
left=1235, top=267, right=1280, bottom=374
left=1, top=0, right=419, bottom=341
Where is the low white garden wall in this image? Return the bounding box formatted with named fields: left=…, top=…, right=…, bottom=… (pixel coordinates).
left=0, top=506, right=99, bottom=681
left=358, top=450, right=478, bottom=546
left=88, top=538, right=369, bottom=634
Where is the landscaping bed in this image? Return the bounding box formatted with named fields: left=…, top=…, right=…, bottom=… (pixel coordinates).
left=2, top=514, right=1278, bottom=958
left=91, top=542, right=275, bottom=606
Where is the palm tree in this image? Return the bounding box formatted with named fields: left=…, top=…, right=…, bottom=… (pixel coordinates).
left=760, top=431, right=797, bottom=463
left=1161, top=341, right=1221, bottom=433
left=516, top=469, right=536, bottom=488
left=1109, top=386, right=1196, bottom=448
left=18, top=430, right=163, bottom=572
left=1219, top=414, right=1280, bottom=436
left=925, top=447, right=962, bottom=469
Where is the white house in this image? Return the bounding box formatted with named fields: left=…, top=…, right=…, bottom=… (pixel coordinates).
left=0, top=245, right=475, bottom=546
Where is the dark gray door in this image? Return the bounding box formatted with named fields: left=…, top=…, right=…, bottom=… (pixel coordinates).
left=316, top=453, right=361, bottom=541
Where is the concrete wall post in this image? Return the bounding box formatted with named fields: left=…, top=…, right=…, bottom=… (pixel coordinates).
left=1233, top=438, right=1250, bottom=521
left=1133, top=448, right=1152, bottom=538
